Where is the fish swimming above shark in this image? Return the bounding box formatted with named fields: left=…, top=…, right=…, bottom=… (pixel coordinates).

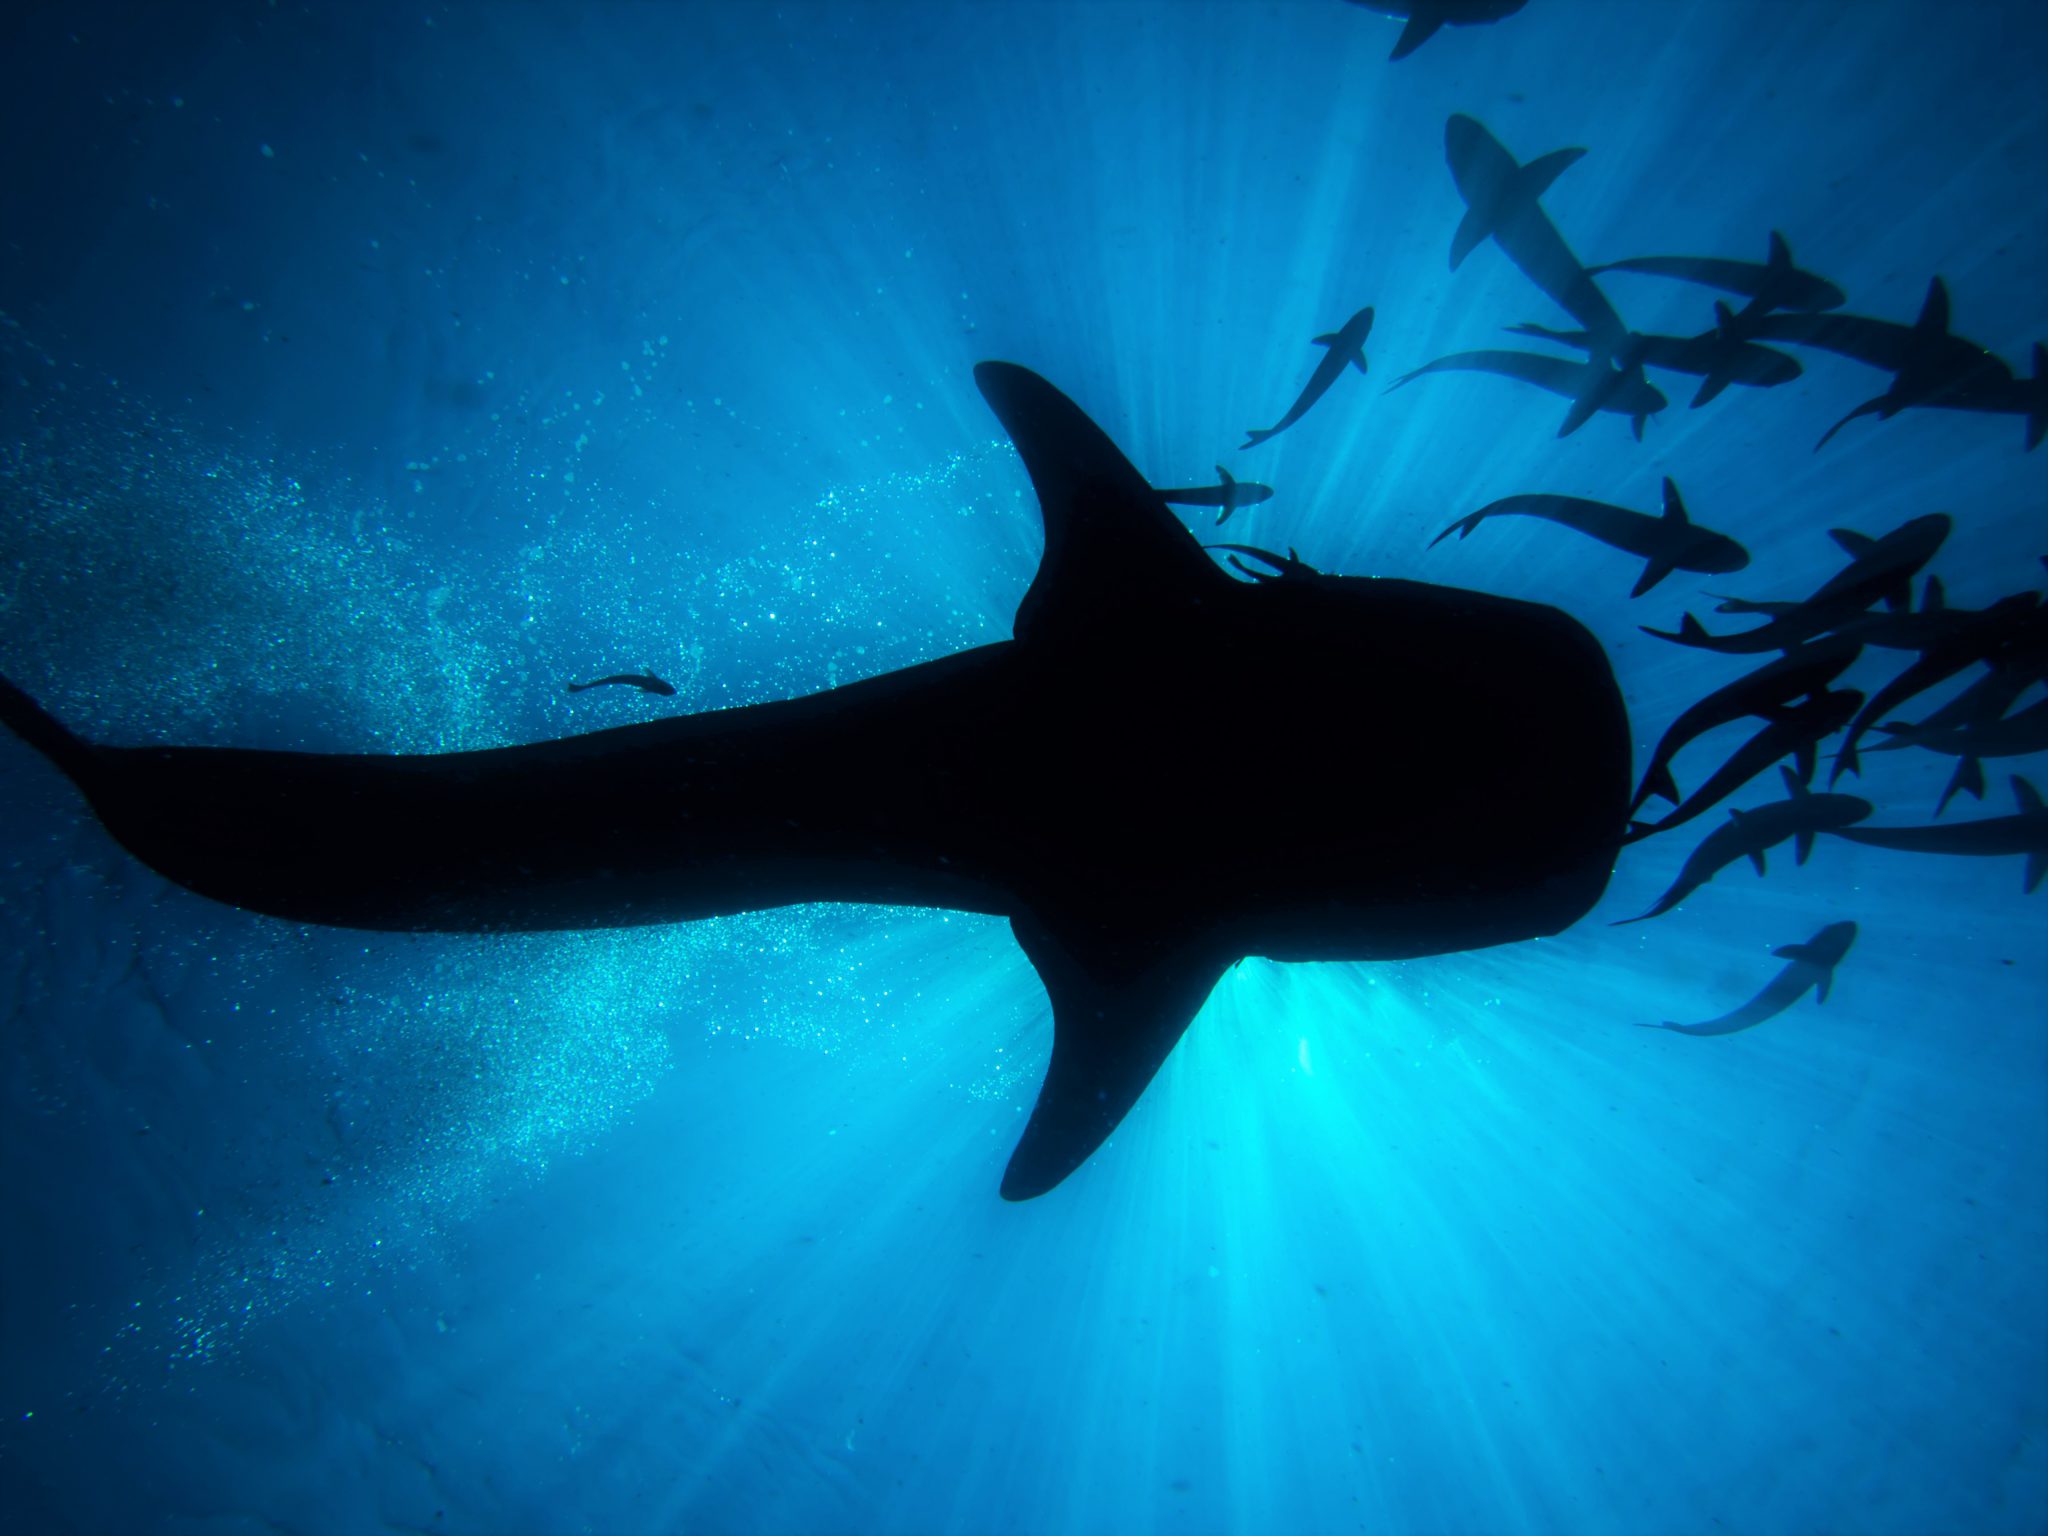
left=1615, top=767, right=1871, bottom=925
left=1389, top=349, right=1667, bottom=438
left=0, top=361, right=1633, bottom=1201
left=1644, top=514, right=1951, bottom=655
left=1624, top=688, right=1861, bottom=843
left=1746, top=279, right=2033, bottom=450
left=1629, top=635, right=1862, bottom=815
left=1640, top=921, right=1857, bottom=1037
left=1864, top=698, right=2048, bottom=816
left=1157, top=465, right=1273, bottom=525
left=1443, top=114, right=1629, bottom=358
left=1589, top=231, right=1845, bottom=328
left=1824, top=777, right=2046, bottom=893
left=1343, top=0, right=1528, bottom=61
left=1430, top=477, right=1747, bottom=597
left=1242, top=305, right=1374, bottom=449
left=1507, top=306, right=1803, bottom=407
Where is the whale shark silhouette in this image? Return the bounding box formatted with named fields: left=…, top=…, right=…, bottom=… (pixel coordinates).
left=0, top=362, right=1631, bottom=1199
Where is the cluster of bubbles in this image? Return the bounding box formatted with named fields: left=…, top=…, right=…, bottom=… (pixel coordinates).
left=0, top=324, right=1063, bottom=1373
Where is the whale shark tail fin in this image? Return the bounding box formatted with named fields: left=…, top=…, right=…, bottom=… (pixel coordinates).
left=1389, top=14, right=1443, bottom=60
left=1001, top=914, right=1228, bottom=1200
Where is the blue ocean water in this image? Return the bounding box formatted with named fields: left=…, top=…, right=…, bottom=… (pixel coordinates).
left=1, top=1, right=2043, bottom=1531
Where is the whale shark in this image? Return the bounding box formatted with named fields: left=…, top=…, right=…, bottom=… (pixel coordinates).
left=0, top=362, right=1632, bottom=1201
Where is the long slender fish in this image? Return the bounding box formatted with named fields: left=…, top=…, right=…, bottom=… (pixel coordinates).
left=1390, top=350, right=1666, bottom=439
left=1630, top=635, right=1862, bottom=814
left=1431, top=477, right=1748, bottom=597
left=1242, top=305, right=1374, bottom=449
left=1157, top=466, right=1274, bottom=525
left=1864, top=698, right=2048, bottom=815
left=1626, top=689, right=1862, bottom=842
left=1643, top=514, right=1950, bottom=654
left=567, top=670, right=677, bottom=696
left=1824, top=777, right=2046, bottom=893
left=1615, top=768, right=1870, bottom=924
left=1640, top=921, right=1857, bottom=1036
left=1507, top=308, right=1803, bottom=407
left=1589, top=231, right=1845, bottom=323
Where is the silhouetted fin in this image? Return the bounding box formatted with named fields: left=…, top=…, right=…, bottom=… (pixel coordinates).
left=1390, top=14, right=1443, bottom=61
left=974, top=362, right=1223, bottom=642
left=1002, top=914, right=1228, bottom=1200
left=0, top=675, right=92, bottom=785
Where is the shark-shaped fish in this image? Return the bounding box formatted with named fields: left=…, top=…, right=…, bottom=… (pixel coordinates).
left=1430, top=477, right=1748, bottom=598
left=1507, top=306, right=1803, bottom=407
left=1640, top=921, right=1857, bottom=1036
left=1389, top=349, right=1667, bottom=439
left=1242, top=305, right=1374, bottom=449
left=1157, top=465, right=1274, bottom=525
left=1615, top=767, right=1870, bottom=925
left=1589, top=231, right=1845, bottom=326
left=1824, top=777, right=2046, bottom=893
left=0, top=362, right=1633, bottom=1200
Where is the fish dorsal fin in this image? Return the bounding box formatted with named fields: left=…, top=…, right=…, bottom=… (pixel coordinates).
left=1915, top=277, right=1951, bottom=336
left=1002, top=913, right=1229, bottom=1200
left=2017, top=776, right=2044, bottom=815
left=1216, top=464, right=1234, bottom=489
left=1779, top=764, right=1805, bottom=797
left=1768, top=230, right=1792, bottom=270
left=1921, top=575, right=1945, bottom=612
left=1661, top=477, right=1688, bottom=523
left=1713, top=299, right=1737, bottom=334
left=1518, top=146, right=1587, bottom=202
left=1390, top=14, right=1444, bottom=60
left=975, top=363, right=1223, bottom=644
left=1830, top=527, right=1876, bottom=560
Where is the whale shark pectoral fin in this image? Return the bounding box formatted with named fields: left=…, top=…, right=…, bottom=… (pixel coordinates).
left=1630, top=558, right=1676, bottom=599
left=1001, top=913, right=1229, bottom=1201
left=974, top=362, right=1223, bottom=645
left=1389, top=14, right=1444, bottom=60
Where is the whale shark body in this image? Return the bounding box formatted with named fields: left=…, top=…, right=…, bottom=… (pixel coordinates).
left=0, top=362, right=1631, bottom=1199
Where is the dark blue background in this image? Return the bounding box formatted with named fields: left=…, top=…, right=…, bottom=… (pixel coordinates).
left=2, top=3, right=2043, bottom=1531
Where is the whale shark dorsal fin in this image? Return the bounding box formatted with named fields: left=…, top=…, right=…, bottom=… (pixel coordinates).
left=1914, top=276, right=1951, bottom=336
left=2017, top=777, right=2044, bottom=815
left=1001, top=913, right=1229, bottom=1200
left=975, top=362, right=1222, bottom=643
left=1518, top=146, right=1587, bottom=202
left=1660, top=478, right=1688, bottom=523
